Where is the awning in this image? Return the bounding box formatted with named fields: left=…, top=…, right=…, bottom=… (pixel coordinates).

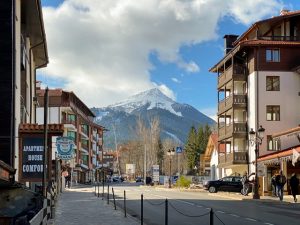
left=258, top=146, right=300, bottom=165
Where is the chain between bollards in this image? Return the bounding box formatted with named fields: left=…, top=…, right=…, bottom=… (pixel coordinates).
left=112, top=187, right=116, bottom=210
left=141, top=194, right=144, bottom=225
left=124, top=190, right=127, bottom=217
left=165, top=199, right=168, bottom=225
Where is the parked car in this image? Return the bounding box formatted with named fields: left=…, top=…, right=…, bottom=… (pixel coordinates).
left=203, top=176, right=243, bottom=193
left=136, top=177, right=143, bottom=182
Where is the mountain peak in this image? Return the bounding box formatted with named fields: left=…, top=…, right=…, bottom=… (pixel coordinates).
left=109, top=88, right=180, bottom=116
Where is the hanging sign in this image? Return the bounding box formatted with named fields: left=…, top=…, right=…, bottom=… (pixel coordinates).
left=21, top=137, right=44, bottom=180
left=56, top=137, right=75, bottom=160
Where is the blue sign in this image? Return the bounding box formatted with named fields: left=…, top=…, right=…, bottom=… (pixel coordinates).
left=56, top=137, right=75, bottom=160
left=176, top=146, right=183, bottom=153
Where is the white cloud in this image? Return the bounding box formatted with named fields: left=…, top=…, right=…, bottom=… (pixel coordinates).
left=154, top=83, right=176, bottom=100
left=41, top=0, right=282, bottom=107
left=171, top=77, right=181, bottom=83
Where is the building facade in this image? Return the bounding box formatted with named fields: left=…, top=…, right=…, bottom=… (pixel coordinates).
left=0, top=0, right=48, bottom=183
left=36, top=86, right=105, bottom=184
left=210, top=10, right=300, bottom=194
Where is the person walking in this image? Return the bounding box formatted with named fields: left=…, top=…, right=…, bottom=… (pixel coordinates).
left=275, top=170, right=287, bottom=201
left=271, top=174, right=277, bottom=197
left=290, top=173, right=299, bottom=203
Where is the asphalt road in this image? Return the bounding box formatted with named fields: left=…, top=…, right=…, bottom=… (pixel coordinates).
left=107, top=182, right=300, bottom=225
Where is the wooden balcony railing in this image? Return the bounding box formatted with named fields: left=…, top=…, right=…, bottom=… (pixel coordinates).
left=218, top=152, right=248, bottom=165
left=258, top=36, right=300, bottom=41
left=62, top=118, right=76, bottom=126
left=218, top=94, right=247, bottom=114
left=218, top=65, right=246, bottom=88
left=219, top=122, right=247, bottom=140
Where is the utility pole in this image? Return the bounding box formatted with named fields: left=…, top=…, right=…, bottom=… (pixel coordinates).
left=42, top=87, right=49, bottom=197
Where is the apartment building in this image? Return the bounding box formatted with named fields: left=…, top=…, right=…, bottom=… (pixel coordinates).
left=210, top=10, right=300, bottom=194
left=36, top=85, right=105, bottom=184
left=0, top=0, right=48, bottom=183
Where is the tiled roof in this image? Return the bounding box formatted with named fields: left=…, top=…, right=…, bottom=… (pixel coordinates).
left=19, top=123, right=64, bottom=133
left=258, top=146, right=300, bottom=162
left=37, top=89, right=63, bottom=97
left=272, top=126, right=300, bottom=138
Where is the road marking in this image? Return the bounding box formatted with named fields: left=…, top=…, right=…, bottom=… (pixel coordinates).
left=245, top=218, right=257, bottom=222
left=216, top=211, right=225, bottom=214
left=175, top=199, right=195, bottom=206
left=196, top=205, right=203, bottom=208
left=229, top=214, right=240, bottom=218
left=264, top=223, right=274, bottom=225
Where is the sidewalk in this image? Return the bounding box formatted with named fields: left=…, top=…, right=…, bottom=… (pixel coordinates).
left=48, top=185, right=140, bottom=225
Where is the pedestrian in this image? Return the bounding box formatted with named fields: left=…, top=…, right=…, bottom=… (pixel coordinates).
left=241, top=172, right=249, bottom=196
left=271, top=174, right=277, bottom=197
left=275, top=170, right=287, bottom=201
left=65, top=174, right=71, bottom=188
left=290, top=173, right=299, bottom=203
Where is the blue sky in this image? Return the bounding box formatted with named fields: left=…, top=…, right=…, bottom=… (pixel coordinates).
left=39, top=0, right=300, bottom=120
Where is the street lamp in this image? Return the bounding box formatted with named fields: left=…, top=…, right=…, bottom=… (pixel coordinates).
left=249, top=125, right=265, bottom=199
left=167, top=148, right=175, bottom=188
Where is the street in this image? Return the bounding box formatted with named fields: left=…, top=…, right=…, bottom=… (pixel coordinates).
left=108, top=182, right=300, bottom=225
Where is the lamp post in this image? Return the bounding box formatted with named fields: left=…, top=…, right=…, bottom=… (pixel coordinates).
left=167, top=148, right=175, bottom=188
left=249, top=125, right=265, bottom=199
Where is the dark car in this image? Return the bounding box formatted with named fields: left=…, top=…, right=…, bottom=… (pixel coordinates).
left=203, top=176, right=243, bottom=193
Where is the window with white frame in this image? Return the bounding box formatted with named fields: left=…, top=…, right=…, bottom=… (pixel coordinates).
left=266, top=105, right=280, bottom=121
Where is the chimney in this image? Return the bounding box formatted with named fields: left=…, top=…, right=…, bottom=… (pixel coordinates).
left=280, top=9, right=290, bottom=15
left=224, top=34, right=239, bottom=55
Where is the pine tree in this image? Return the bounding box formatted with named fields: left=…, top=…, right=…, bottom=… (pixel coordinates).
left=185, top=126, right=198, bottom=171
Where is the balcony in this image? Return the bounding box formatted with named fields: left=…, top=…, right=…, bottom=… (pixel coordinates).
left=218, top=151, right=248, bottom=167
left=62, top=118, right=77, bottom=131
left=218, top=65, right=247, bottom=89
left=218, top=94, right=247, bottom=114
left=219, top=122, right=247, bottom=141
left=258, top=36, right=300, bottom=41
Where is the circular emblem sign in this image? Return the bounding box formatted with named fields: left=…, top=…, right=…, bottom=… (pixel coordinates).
left=56, top=137, right=75, bottom=160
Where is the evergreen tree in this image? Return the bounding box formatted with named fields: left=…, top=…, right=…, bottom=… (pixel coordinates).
left=185, top=126, right=198, bottom=171
left=156, top=138, right=164, bottom=173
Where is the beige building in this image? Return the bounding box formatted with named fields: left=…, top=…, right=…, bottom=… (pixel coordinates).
left=210, top=10, right=300, bottom=195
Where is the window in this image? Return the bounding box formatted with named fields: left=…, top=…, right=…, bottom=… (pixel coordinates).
left=266, top=76, right=280, bottom=91
left=266, top=49, right=280, bottom=62
left=266, top=105, right=280, bottom=121
left=267, top=135, right=276, bottom=151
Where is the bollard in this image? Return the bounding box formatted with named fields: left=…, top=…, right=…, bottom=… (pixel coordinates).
left=210, top=208, right=214, bottom=225
left=107, top=184, right=110, bottom=205
left=112, top=188, right=116, bottom=210
left=97, top=182, right=100, bottom=197
left=124, top=190, right=127, bottom=217
left=141, top=194, right=144, bottom=225
left=95, top=182, right=96, bottom=196
left=102, top=179, right=105, bottom=200
left=165, top=199, right=168, bottom=225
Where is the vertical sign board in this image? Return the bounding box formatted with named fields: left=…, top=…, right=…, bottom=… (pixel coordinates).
left=21, top=137, right=44, bottom=180
left=152, top=165, right=159, bottom=182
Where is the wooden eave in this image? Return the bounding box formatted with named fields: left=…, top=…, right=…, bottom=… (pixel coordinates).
left=258, top=146, right=300, bottom=162
left=19, top=123, right=64, bottom=134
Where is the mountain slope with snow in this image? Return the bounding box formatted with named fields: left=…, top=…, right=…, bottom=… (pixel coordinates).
left=91, top=88, right=216, bottom=148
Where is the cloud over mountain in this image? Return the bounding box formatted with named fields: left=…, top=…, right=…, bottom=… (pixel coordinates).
left=41, top=0, right=283, bottom=107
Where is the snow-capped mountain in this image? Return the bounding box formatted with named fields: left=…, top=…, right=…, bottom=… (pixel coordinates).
left=91, top=88, right=216, bottom=148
